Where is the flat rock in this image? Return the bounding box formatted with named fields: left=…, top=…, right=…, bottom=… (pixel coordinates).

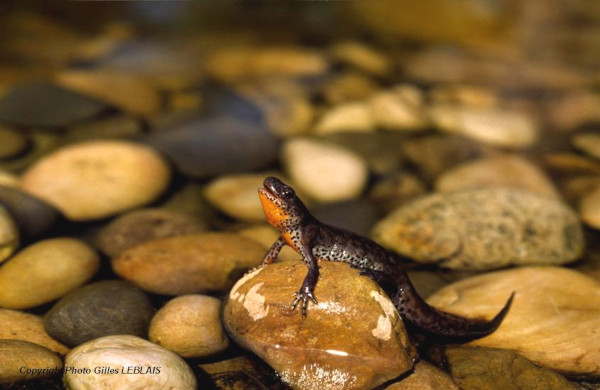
left=63, top=335, right=196, bottom=390
left=385, top=361, right=459, bottom=389
left=0, top=309, right=69, bottom=355
left=445, top=347, right=577, bottom=390
left=223, top=261, right=417, bottom=390
left=282, top=138, right=368, bottom=202
left=314, top=102, right=375, bottom=135
left=372, top=188, right=583, bottom=270
left=44, top=280, right=154, bottom=348
left=56, top=70, right=161, bottom=117
left=112, top=233, right=265, bottom=295
left=0, top=186, right=61, bottom=239
left=0, top=205, right=18, bottom=264
left=435, top=155, right=560, bottom=199
left=369, top=86, right=429, bottom=132
left=0, top=238, right=99, bottom=309
left=204, top=173, right=270, bottom=222
left=21, top=140, right=171, bottom=221
left=429, top=105, right=538, bottom=148
left=0, top=81, right=106, bottom=128
left=149, top=295, right=229, bottom=358
left=0, top=340, right=62, bottom=384
left=145, top=116, right=279, bottom=179
left=97, top=208, right=207, bottom=258
left=427, top=267, right=600, bottom=377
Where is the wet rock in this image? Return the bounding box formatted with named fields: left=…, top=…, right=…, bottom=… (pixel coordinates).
left=435, top=155, right=560, bottom=199
left=385, top=361, right=459, bottom=390
left=445, top=347, right=577, bottom=390
left=204, top=173, right=270, bottom=222
left=65, top=115, right=141, bottom=142
left=223, top=261, right=416, bottom=390
left=372, top=188, right=583, bottom=270
left=0, top=340, right=62, bottom=384
left=0, top=205, right=18, bottom=264
left=572, top=132, right=600, bottom=160
left=44, top=280, right=154, bottom=348
left=330, top=41, right=392, bottom=76
left=427, top=267, right=600, bottom=377
left=63, top=335, right=196, bottom=390
left=312, top=199, right=379, bottom=237
left=0, top=81, right=106, bottom=128
left=55, top=70, right=161, bottom=117
left=369, top=86, right=429, bottom=132
left=368, top=173, right=428, bottom=215
left=282, top=138, right=368, bottom=202
left=112, top=233, right=265, bottom=295
left=0, top=126, right=29, bottom=160
left=314, top=102, right=375, bottom=135
left=21, top=140, right=171, bottom=221
left=0, top=309, right=69, bottom=355
left=0, top=186, right=62, bottom=240
left=145, top=116, right=279, bottom=179
left=579, top=184, right=600, bottom=229
left=97, top=208, right=207, bottom=258
left=149, top=295, right=228, bottom=358
left=237, top=224, right=298, bottom=262
left=0, top=238, right=99, bottom=309
left=402, top=135, right=494, bottom=181
left=429, top=105, right=538, bottom=148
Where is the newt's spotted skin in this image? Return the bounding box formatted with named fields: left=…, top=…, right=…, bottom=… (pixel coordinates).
left=258, top=176, right=514, bottom=343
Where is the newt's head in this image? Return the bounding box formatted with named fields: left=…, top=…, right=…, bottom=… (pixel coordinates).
left=258, top=177, right=309, bottom=230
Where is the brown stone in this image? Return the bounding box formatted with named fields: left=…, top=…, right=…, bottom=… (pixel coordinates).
left=0, top=309, right=69, bottom=355
left=385, top=361, right=459, bottom=389
left=0, top=340, right=62, bottom=384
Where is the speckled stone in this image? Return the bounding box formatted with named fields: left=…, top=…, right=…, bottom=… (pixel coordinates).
left=435, top=155, right=560, bottom=199
left=204, top=173, right=271, bottom=222
left=0, top=81, right=106, bottom=128
left=63, top=335, right=196, bottom=390
left=20, top=140, right=171, bottom=221
left=112, top=233, right=265, bottom=295
left=0, top=186, right=62, bottom=239
left=372, top=188, right=583, bottom=270
left=223, top=261, right=416, bottom=390
left=445, top=347, right=577, bottom=390
left=0, top=238, right=99, bottom=309
left=385, top=361, right=459, bottom=390
left=44, top=280, right=154, bottom=348
left=427, top=267, right=600, bottom=377
left=0, top=204, right=18, bottom=264
left=149, top=295, right=228, bottom=358
left=0, top=340, right=62, bottom=384
left=97, top=208, right=207, bottom=258
left=145, top=116, right=279, bottom=179
left=282, top=138, right=368, bottom=203
left=0, top=309, right=69, bottom=355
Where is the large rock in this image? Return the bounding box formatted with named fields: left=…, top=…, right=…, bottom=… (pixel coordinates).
left=223, top=261, right=417, bottom=390
left=372, top=188, right=584, bottom=270
left=0, top=238, right=99, bottom=309
left=427, top=267, right=600, bottom=377
left=20, top=140, right=171, bottom=221
left=0, top=340, right=62, bottom=384
left=63, top=335, right=196, bottom=390
left=0, top=309, right=68, bottom=355
left=112, top=233, right=265, bottom=295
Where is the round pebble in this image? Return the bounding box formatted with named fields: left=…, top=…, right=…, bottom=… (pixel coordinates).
left=0, top=238, right=99, bottom=309
left=204, top=173, right=271, bottom=222
left=237, top=224, right=299, bottom=262
left=427, top=267, right=600, bottom=377
left=63, top=335, right=196, bottom=390
left=330, top=41, right=392, bottom=76
left=0, top=340, right=62, bottom=384
left=579, top=184, right=600, bottom=229
left=66, top=115, right=141, bottom=142
left=0, top=126, right=29, bottom=159
left=373, top=188, right=584, bottom=270
left=0, top=205, right=18, bottom=264
left=314, top=102, right=375, bottom=135
left=112, top=232, right=265, bottom=295
left=149, top=295, right=229, bottom=358
left=282, top=138, right=369, bottom=202
left=435, top=155, right=561, bottom=199
left=20, top=140, right=171, bottom=221
left=572, top=132, right=600, bottom=160
left=44, top=280, right=154, bottom=348
left=0, top=309, right=69, bottom=355
left=224, top=261, right=416, bottom=390
left=385, top=361, right=459, bottom=389
left=97, top=208, right=207, bottom=258
left=0, top=186, right=62, bottom=239
left=369, top=86, right=429, bottom=132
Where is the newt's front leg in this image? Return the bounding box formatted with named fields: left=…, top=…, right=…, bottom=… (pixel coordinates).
left=291, top=239, right=319, bottom=317
left=261, top=236, right=286, bottom=265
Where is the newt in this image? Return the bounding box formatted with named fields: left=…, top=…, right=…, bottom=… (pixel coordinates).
left=258, top=176, right=514, bottom=343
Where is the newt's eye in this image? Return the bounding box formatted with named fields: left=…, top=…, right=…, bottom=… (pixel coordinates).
left=282, top=188, right=295, bottom=198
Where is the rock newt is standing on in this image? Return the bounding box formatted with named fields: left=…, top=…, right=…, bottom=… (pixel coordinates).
left=258, top=176, right=514, bottom=343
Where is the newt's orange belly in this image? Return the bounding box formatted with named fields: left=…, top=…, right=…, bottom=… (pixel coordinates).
left=281, top=232, right=300, bottom=253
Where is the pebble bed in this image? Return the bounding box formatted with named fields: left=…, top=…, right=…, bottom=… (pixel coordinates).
left=1, top=7, right=600, bottom=390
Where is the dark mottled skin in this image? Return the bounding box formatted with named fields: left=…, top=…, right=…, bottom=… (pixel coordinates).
left=258, top=177, right=514, bottom=343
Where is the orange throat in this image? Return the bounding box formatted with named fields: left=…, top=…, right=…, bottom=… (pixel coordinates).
left=258, top=189, right=298, bottom=251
